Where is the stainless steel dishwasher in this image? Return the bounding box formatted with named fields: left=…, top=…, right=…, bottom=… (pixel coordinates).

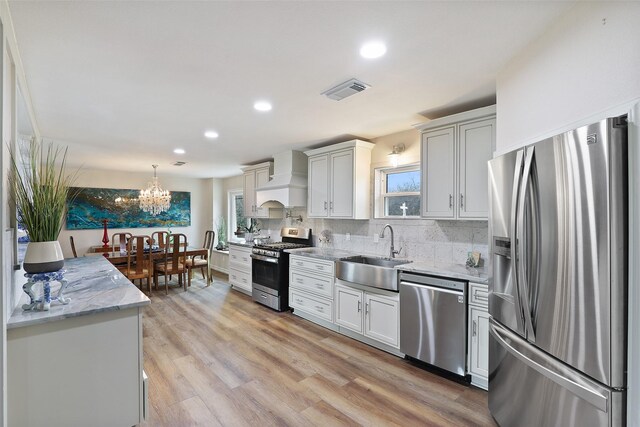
left=399, top=272, right=467, bottom=376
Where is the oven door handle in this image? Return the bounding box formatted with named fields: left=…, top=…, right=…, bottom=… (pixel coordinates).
left=250, top=254, right=279, bottom=264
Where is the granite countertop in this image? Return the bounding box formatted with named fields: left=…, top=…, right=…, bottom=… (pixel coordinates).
left=228, top=241, right=254, bottom=248
left=285, top=248, right=489, bottom=285
left=397, top=262, right=488, bottom=284
left=7, top=256, right=150, bottom=329
left=285, top=247, right=359, bottom=261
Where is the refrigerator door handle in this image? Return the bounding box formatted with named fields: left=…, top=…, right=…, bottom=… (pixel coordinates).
left=518, top=146, right=537, bottom=343
left=489, top=320, right=608, bottom=412
left=510, top=149, right=526, bottom=334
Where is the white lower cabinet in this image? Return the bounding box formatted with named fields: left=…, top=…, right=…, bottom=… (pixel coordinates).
left=8, top=308, right=145, bottom=426
left=228, top=244, right=252, bottom=293
left=335, top=285, right=363, bottom=333
left=335, top=283, right=400, bottom=348
left=468, top=282, right=489, bottom=389
left=290, top=290, right=333, bottom=322
left=365, top=293, right=400, bottom=347
left=289, top=255, right=335, bottom=323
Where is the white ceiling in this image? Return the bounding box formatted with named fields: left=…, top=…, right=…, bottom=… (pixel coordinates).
left=9, top=1, right=574, bottom=178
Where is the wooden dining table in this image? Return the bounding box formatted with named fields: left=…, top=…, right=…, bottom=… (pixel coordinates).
left=85, top=246, right=211, bottom=285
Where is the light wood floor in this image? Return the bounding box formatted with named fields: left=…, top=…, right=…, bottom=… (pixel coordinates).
left=141, top=272, right=496, bottom=426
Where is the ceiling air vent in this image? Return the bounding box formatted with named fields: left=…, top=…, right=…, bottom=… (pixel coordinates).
left=173, top=161, right=187, bottom=166
left=322, top=78, right=370, bottom=101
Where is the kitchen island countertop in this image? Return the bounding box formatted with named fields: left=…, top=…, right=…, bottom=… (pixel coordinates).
left=7, top=256, right=150, bottom=329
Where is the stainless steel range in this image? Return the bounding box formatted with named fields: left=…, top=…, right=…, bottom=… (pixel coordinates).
left=250, top=227, right=312, bottom=311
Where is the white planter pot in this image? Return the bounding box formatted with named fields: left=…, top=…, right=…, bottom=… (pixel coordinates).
left=23, top=241, right=65, bottom=273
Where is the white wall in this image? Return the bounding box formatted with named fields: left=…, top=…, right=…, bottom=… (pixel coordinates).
left=496, top=2, right=640, bottom=153
left=211, top=177, right=224, bottom=244
left=629, top=102, right=640, bottom=427
left=370, top=128, right=420, bottom=167
left=59, top=168, right=212, bottom=258
left=495, top=3, right=640, bottom=425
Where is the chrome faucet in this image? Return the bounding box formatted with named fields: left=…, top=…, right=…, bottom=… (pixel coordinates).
left=380, top=224, right=401, bottom=258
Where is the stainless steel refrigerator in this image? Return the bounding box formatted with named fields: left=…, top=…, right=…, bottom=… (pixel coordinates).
left=488, top=115, right=628, bottom=426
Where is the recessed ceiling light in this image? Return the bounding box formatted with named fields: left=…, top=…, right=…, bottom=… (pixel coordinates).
left=360, top=41, right=387, bottom=59
left=173, top=148, right=185, bottom=154
left=254, top=100, right=272, bottom=112
left=204, top=130, right=219, bottom=139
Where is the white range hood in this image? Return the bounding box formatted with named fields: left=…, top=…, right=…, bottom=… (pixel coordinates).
left=255, top=150, right=308, bottom=208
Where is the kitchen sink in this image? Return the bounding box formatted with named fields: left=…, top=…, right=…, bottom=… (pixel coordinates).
left=336, top=255, right=412, bottom=292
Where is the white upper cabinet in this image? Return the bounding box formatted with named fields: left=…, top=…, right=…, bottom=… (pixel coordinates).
left=242, top=162, right=283, bottom=219
left=307, top=155, right=329, bottom=217
left=305, top=140, right=374, bottom=219
left=329, top=150, right=354, bottom=217
left=417, top=105, right=495, bottom=220
left=422, top=126, right=456, bottom=218
left=458, top=118, right=495, bottom=218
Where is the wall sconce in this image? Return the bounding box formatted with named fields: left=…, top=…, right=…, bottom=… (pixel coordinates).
left=388, top=143, right=405, bottom=168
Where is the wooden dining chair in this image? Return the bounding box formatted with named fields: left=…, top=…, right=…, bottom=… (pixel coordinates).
left=69, top=236, right=78, bottom=258
left=151, top=231, right=169, bottom=251
left=111, top=232, right=132, bottom=253
left=123, top=235, right=152, bottom=293
left=153, top=233, right=188, bottom=294
left=185, top=230, right=215, bottom=287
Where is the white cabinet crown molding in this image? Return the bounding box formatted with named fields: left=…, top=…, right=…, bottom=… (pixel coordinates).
left=414, top=105, right=496, bottom=132
left=241, top=161, right=273, bottom=173
left=304, top=139, right=374, bottom=156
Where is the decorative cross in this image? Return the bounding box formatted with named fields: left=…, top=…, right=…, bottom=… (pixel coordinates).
left=400, top=202, right=408, bottom=217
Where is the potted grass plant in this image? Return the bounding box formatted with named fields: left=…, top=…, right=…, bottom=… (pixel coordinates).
left=9, top=139, right=77, bottom=273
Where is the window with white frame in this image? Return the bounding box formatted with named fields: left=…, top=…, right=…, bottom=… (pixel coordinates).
left=375, top=164, right=421, bottom=218
left=228, top=190, right=248, bottom=239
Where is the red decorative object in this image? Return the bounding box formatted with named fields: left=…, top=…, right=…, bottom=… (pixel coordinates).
left=102, top=219, right=109, bottom=248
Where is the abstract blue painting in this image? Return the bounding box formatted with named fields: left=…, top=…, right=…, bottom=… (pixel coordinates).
left=66, top=187, right=191, bottom=230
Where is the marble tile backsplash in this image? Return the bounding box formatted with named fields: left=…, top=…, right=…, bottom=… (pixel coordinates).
left=261, top=209, right=489, bottom=266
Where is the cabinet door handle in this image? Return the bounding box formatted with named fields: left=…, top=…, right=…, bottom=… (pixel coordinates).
left=449, top=194, right=453, bottom=209
left=357, top=301, right=361, bottom=312
left=460, top=193, right=464, bottom=209
left=365, top=302, right=369, bottom=315
left=315, top=284, right=323, bottom=289
left=324, top=201, right=328, bottom=211
left=315, top=305, right=324, bottom=311
left=473, top=320, right=477, bottom=337
left=329, top=201, right=333, bottom=211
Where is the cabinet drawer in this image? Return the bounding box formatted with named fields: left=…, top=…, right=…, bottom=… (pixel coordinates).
left=229, top=267, right=251, bottom=291
left=290, top=290, right=333, bottom=322
left=290, top=256, right=334, bottom=276
left=289, top=271, right=333, bottom=298
left=229, top=247, right=252, bottom=270
left=469, top=282, right=488, bottom=307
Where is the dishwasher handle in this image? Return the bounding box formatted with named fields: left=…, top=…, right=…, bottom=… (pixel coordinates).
left=400, top=280, right=465, bottom=297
